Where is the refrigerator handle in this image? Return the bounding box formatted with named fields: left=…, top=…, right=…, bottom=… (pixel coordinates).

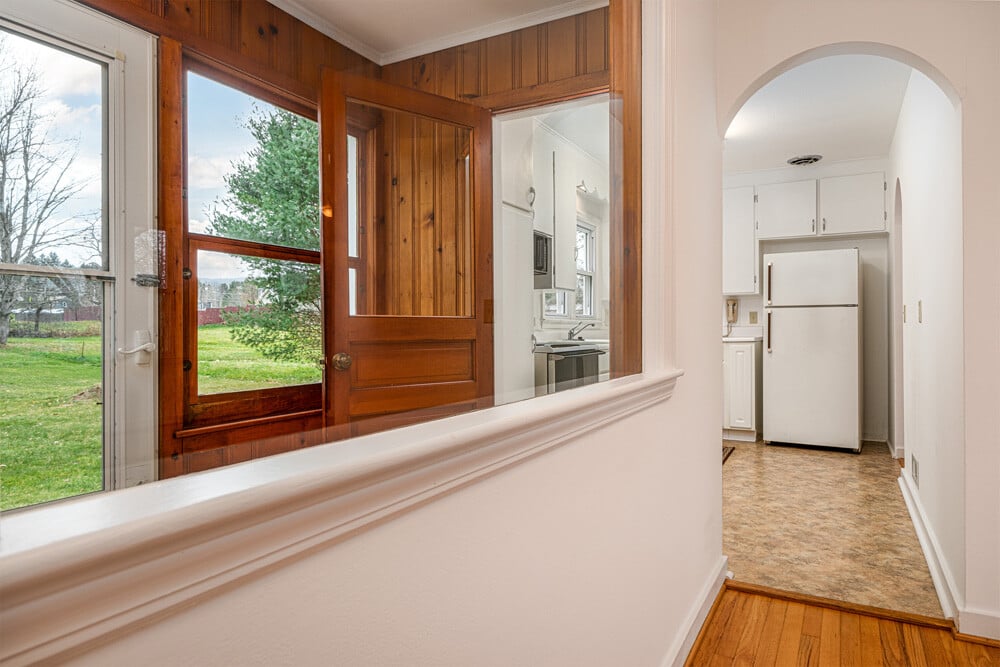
left=766, top=262, right=773, bottom=305
left=766, top=311, right=772, bottom=353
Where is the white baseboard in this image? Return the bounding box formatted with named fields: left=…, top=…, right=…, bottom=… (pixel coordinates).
left=958, top=606, right=1000, bottom=641
left=661, top=555, right=728, bottom=667
left=723, top=429, right=758, bottom=442
left=885, top=439, right=903, bottom=459
left=898, top=474, right=960, bottom=620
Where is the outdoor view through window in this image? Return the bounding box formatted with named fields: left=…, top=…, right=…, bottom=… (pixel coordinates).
left=0, top=30, right=107, bottom=510
left=186, top=73, right=322, bottom=397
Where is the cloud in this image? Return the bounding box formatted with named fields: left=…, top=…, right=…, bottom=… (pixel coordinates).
left=188, top=154, right=238, bottom=190
left=196, top=249, right=250, bottom=281
left=5, top=30, right=102, bottom=99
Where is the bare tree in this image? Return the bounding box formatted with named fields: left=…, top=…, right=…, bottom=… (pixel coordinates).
left=0, top=37, right=87, bottom=345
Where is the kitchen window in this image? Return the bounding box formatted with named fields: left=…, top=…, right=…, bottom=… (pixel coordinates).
left=542, top=222, right=598, bottom=319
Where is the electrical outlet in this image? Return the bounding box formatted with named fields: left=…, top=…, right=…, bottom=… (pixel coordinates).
left=911, top=455, right=919, bottom=487
left=749, top=311, right=758, bottom=324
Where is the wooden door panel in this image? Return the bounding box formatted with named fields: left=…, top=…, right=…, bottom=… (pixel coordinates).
left=351, top=341, right=474, bottom=387
left=320, top=70, right=493, bottom=436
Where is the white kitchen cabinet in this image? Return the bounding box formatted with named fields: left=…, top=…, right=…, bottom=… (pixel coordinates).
left=531, top=121, right=554, bottom=236
left=722, top=186, right=758, bottom=294
left=552, top=146, right=579, bottom=291
left=723, top=339, right=762, bottom=440
left=819, top=172, right=886, bottom=235
left=755, top=179, right=817, bottom=239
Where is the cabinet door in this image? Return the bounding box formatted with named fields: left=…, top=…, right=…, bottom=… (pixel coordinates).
left=722, top=186, right=758, bottom=294
left=725, top=343, right=755, bottom=430
left=756, top=180, right=817, bottom=239
left=553, top=146, right=578, bottom=291
left=531, top=122, right=554, bottom=236
left=819, top=172, right=886, bottom=235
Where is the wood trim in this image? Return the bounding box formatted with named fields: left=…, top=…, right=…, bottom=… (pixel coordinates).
left=723, top=580, right=955, bottom=631
left=158, top=36, right=186, bottom=480
left=174, top=409, right=323, bottom=439
left=188, top=233, right=321, bottom=264
left=608, top=0, right=642, bottom=378
left=684, top=575, right=737, bottom=663
left=465, top=71, right=609, bottom=112
left=185, top=51, right=315, bottom=120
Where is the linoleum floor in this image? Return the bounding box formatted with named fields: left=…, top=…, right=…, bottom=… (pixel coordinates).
left=723, top=440, right=944, bottom=618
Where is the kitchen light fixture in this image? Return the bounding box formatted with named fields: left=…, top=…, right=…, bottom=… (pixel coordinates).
left=787, top=154, right=823, bottom=166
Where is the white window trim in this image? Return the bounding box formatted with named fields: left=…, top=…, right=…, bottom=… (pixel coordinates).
left=0, top=1, right=679, bottom=663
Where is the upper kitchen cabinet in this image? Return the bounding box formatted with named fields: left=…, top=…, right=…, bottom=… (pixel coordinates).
left=819, top=172, right=886, bottom=235
left=531, top=120, right=555, bottom=237
left=755, top=179, right=817, bottom=239
left=723, top=186, right=758, bottom=294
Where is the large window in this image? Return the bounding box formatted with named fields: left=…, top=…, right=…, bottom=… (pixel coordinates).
left=184, top=70, right=322, bottom=415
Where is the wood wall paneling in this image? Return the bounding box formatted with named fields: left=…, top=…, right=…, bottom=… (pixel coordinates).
left=381, top=7, right=610, bottom=112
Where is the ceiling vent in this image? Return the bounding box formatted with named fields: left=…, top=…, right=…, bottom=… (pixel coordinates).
left=787, top=154, right=823, bottom=166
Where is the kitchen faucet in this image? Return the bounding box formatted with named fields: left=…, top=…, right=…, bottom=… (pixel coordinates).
left=567, top=321, right=597, bottom=340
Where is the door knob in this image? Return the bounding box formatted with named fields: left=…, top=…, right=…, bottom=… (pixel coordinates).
left=331, top=352, right=352, bottom=371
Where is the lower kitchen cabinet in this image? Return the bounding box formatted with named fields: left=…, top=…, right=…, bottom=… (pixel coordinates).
left=723, top=339, right=762, bottom=441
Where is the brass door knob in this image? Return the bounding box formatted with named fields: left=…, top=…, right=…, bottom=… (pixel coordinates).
left=332, top=352, right=352, bottom=371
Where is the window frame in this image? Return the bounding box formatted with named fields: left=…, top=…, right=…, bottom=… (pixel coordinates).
left=179, top=59, right=325, bottom=430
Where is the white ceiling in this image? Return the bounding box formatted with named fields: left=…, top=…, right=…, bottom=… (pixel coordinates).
left=538, top=94, right=610, bottom=165
left=724, top=55, right=913, bottom=174
left=269, top=0, right=607, bottom=65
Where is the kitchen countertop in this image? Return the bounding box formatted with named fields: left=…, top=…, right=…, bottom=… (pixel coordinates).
left=722, top=336, right=763, bottom=342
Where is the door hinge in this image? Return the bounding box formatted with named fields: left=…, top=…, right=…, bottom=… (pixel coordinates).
left=755, top=220, right=759, bottom=230
left=884, top=211, right=888, bottom=221
left=753, top=194, right=758, bottom=203
left=182, top=187, right=187, bottom=200
left=884, top=181, right=888, bottom=192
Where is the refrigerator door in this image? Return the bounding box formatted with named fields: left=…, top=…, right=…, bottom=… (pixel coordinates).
left=764, top=248, right=859, bottom=307
left=763, top=306, right=860, bottom=451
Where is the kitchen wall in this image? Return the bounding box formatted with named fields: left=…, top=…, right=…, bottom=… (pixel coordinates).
left=716, top=0, right=1000, bottom=638
left=723, top=158, right=891, bottom=442
left=887, top=68, right=965, bottom=611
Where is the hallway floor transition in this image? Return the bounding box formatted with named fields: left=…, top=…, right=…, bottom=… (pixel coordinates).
left=723, top=440, right=943, bottom=618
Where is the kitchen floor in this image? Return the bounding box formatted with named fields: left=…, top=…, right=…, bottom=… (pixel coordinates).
left=723, top=439, right=944, bottom=618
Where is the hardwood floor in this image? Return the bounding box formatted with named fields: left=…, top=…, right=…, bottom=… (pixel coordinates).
left=685, top=581, right=1000, bottom=665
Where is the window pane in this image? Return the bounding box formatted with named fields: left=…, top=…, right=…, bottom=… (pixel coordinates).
left=0, top=29, right=105, bottom=270
left=347, top=100, right=473, bottom=317
left=575, top=274, right=593, bottom=317
left=186, top=73, right=320, bottom=252
left=196, top=250, right=321, bottom=395
left=348, top=134, right=359, bottom=258
left=348, top=267, right=357, bottom=316
left=0, top=272, right=104, bottom=510
left=576, top=228, right=589, bottom=271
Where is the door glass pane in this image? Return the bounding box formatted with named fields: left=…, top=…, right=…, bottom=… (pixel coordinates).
left=186, top=73, right=320, bottom=252
left=0, top=29, right=105, bottom=269
left=196, top=249, right=322, bottom=394
left=0, top=272, right=104, bottom=510
left=348, top=133, right=359, bottom=258
left=347, top=100, right=473, bottom=317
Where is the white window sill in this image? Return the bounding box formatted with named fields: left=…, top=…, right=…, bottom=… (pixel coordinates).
left=0, top=369, right=682, bottom=664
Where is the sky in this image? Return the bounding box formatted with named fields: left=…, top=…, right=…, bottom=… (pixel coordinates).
left=2, top=29, right=103, bottom=268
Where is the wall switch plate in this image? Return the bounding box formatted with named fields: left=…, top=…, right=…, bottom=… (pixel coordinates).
left=749, top=311, right=758, bottom=324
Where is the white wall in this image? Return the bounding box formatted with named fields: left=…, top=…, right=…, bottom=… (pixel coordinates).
left=717, top=0, right=1000, bottom=638
left=888, top=68, right=965, bottom=600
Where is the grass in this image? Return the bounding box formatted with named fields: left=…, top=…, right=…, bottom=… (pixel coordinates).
left=0, top=323, right=321, bottom=511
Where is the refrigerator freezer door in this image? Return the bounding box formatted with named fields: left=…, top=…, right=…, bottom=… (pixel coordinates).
left=763, top=306, right=860, bottom=451
left=764, top=248, right=859, bottom=307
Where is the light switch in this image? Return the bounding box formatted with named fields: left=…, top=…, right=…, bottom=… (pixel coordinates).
left=749, top=311, right=758, bottom=324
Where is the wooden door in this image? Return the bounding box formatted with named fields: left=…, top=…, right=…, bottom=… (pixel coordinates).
left=319, top=71, right=494, bottom=438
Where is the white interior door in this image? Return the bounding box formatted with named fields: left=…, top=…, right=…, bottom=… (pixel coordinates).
left=763, top=306, right=860, bottom=450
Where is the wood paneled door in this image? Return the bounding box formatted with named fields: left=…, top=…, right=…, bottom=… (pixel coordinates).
left=319, top=72, right=494, bottom=438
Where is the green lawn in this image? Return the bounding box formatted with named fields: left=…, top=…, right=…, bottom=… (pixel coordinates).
left=0, top=324, right=321, bottom=511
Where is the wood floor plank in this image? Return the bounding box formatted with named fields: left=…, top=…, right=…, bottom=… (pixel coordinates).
left=732, top=593, right=770, bottom=663
left=877, top=618, right=907, bottom=667
left=901, top=622, right=929, bottom=667
left=752, top=598, right=788, bottom=666
left=956, top=640, right=1000, bottom=665
left=817, top=608, right=841, bottom=666
left=839, top=611, right=862, bottom=666
left=688, top=589, right=740, bottom=664
left=773, top=601, right=806, bottom=666
left=802, top=604, right=824, bottom=638
left=858, top=614, right=885, bottom=666
left=918, top=625, right=955, bottom=665
left=798, top=634, right=820, bottom=667
left=712, top=591, right=756, bottom=660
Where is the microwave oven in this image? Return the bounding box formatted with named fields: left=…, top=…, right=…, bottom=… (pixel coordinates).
left=533, top=230, right=552, bottom=289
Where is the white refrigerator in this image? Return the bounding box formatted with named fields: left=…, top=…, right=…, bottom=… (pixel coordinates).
left=762, top=248, right=861, bottom=452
